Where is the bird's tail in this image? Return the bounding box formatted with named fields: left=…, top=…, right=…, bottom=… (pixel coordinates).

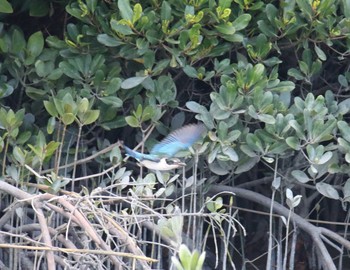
left=123, top=145, right=159, bottom=161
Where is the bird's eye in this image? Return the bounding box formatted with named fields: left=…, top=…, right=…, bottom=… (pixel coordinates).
left=167, top=158, right=178, bottom=164
left=168, top=159, right=175, bottom=165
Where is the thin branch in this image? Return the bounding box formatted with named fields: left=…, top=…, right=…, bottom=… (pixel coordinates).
left=0, top=244, right=157, bottom=261
left=33, top=202, right=55, bottom=270
left=41, top=141, right=122, bottom=174
left=208, top=185, right=345, bottom=270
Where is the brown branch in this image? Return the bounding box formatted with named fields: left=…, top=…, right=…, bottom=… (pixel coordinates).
left=6, top=224, right=81, bottom=262
left=45, top=195, right=124, bottom=268
left=32, top=203, right=55, bottom=270
left=0, top=243, right=157, bottom=261
left=0, top=181, right=124, bottom=268
left=106, top=215, right=153, bottom=270
left=320, top=227, right=350, bottom=250
left=208, top=185, right=349, bottom=270
left=0, top=201, right=25, bottom=228
left=41, top=141, right=122, bottom=174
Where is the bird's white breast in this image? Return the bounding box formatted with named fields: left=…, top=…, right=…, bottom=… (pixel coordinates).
left=139, top=158, right=184, bottom=171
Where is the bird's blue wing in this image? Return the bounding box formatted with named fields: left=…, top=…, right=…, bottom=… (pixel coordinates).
left=124, top=145, right=160, bottom=161
left=150, top=123, right=206, bottom=157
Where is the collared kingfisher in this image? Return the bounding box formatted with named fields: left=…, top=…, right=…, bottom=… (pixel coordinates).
left=123, top=123, right=207, bottom=171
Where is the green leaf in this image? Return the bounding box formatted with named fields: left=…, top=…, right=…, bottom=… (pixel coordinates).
left=110, top=20, right=134, bottom=35
left=257, top=114, right=275, bottom=124
left=235, top=156, right=259, bottom=174
left=219, top=0, right=232, bottom=8
left=86, top=0, right=97, bottom=13
left=233, top=14, right=251, bottom=31
left=208, top=144, right=219, bottom=163
left=344, top=0, right=350, bottom=18
left=286, top=189, right=302, bottom=208
left=26, top=86, right=47, bottom=100
left=317, top=151, right=332, bottom=164
left=43, top=101, right=58, bottom=117
left=343, top=179, right=350, bottom=202
left=313, top=117, right=336, bottom=142
left=0, top=83, right=14, bottom=98
left=186, top=101, right=208, bottom=114
left=209, top=160, right=229, bottom=175
left=29, top=0, right=49, bottom=17
left=118, top=0, right=133, bottom=21
left=296, top=0, right=312, bottom=21
left=82, top=110, right=100, bottom=125
left=133, top=3, right=142, bottom=24
left=99, top=96, right=123, bottom=107
left=215, top=23, right=236, bottom=35
left=105, top=78, right=122, bottom=94
left=47, top=117, right=56, bottom=134
left=110, top=146, right=122, bottom=164
left=240, top=145, right=257, bottom=157
left=11, top=29, right=26, bottom=54
left=338, top=74, right=348, bottom=87
left=227, top=130, right=241, bottom=142
left=289, top=120, right=306, bottom=140
left=286, top=137, right=300, bottom=150
left=171, top=257, right=184, bottom=270
left=125, top=116, right=139, bottom=127
left=78, top=98, right=89, bottom=113
left=97, top=34, right=123, bottom=47
left=0, top=0, right=13, bottom=13
left=143, top=51, right=155, bottom=69
left=121, top=76, right=148, bottom=89
left=17, top=131, right=31, bottom=145
left=272, top=176, right=281, bottom=190
left=211, top=106, right=230, bottom=120
left=0, top=137, right=4, bottom=152
left=291, top=170, right=310, bottom=183
left=134, top=104, right=142, bottom=119
left=246, top=133, right=264, bottom=153
left=47, top=69, right=63, bottom=80
left=179, top=245, right=192, bottom=269
left=183, top=66, right=198, bottom=78
left=253, top=63, right=265, bottom=79
left=28, top=144, right=41, bottom=158
left=337, top=121, right=350, bottom=142
left=62, top=113, right=75, bottom=125
left=196, top=251, right=206, bottom=270
left=222, top=146, right=239, bottom=161
left=141, top=106, right=154, bottom=122
left=268, top=81, right=295, bottom=92
left=257, top=20, right=277, bottom=37
left=161, top=1, right=172, bottom=20
left=27, top=31, right=44, bottom=59
left=35, top=60, right=48, bottom=77
left=152, top=59, right=170, bottom=75
left=13, top=146, right=25, bottom=165
left=266, top=4, right=278, bottom=23
left=190, top=251, right=200, bottom=270
left=59, top=61, right=82, bottom=80
left=46, top=36, right=66, bottom=49
left=314, top=45, right=326, bottom=61
left=316, top=183, right=340, bottom=200
left=288, top=68, right=304, bottom=80
left=45, top=141, right=60, bottom=157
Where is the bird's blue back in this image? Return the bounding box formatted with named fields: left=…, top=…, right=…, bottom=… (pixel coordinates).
left=150, top=123, right=206, bottom=157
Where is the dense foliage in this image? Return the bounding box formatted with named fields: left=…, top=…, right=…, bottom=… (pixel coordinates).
left=1, top=0, right=350, bottom=269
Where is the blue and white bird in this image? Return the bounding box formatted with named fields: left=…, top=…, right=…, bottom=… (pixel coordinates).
left=123, top=123, right=207, bottom=171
